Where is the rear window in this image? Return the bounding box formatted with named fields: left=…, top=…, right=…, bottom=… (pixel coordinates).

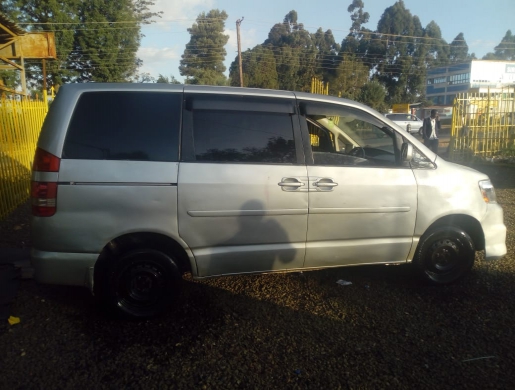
left=63, top=91, right=181, bottom=161
left=387, top=114, right=405, bottom=121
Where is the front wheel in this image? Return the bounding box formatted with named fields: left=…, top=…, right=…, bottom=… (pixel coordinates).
left=101, top=249, right=182, bottom=318
left=418, top=127, right=424, bottom=136
left=413, top=226, right=475, bottom=284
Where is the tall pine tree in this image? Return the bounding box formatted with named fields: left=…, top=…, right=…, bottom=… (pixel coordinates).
left=179, top=9, right=229, bottom=85
left=449, top=33, right=469, bottom=63
left=264, top=11, right=317, bottom=91
left=484, top=30, right=515, bottom=60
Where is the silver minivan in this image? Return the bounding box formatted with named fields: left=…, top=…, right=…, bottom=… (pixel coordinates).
left=31, top=84, right=507, bottom=317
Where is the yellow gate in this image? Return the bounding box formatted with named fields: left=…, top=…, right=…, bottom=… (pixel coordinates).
left=0, top=95, right=48, bottom=220
left=449, top=86, right=515, bottom=163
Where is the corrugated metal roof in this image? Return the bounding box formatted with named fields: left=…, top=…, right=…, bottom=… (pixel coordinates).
left=0, top=11, right=26, bottom=38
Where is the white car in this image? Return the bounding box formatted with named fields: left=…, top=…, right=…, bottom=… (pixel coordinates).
left=385, top=113, right=423, bottom=135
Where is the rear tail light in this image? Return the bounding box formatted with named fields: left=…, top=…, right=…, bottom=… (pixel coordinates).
left=31, top=148, right=61, bottom=217
left=33, top=147, right=60, bottom=172
left=31, top=182, right=57, bottom=216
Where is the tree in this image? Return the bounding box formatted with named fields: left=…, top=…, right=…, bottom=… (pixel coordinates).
left=1, top=0, right=78, bottom=87
left=0, top=0, right=158, bottom=87
left=228, top=45, right=279, bottom=89
left=365, top=1, right=448, bottom=104
left=312, top=28, right=340, bottom=81
left=358, top=80, right=387, bottom=112
left=483, top=30, right=515, bottom=60
left=156, top=74, right=181, bottom=84
left=132, top=72, right=156, bottom=83
left=423, top=20, right=449, bottom=66
left=179, top=9, right=229, bottom=85
left=263, top=11, right=317, bottom=91
left=371, top=1, right=425, bottom=103
left=74, top=0, right=145, bottom=82
left=341, top=0, right=370, bottom=55
left=0, top=70, right=19, bottom=90
left=330, top=55, right=369, bottom=100
left=449, top=33, right=469, bottom=63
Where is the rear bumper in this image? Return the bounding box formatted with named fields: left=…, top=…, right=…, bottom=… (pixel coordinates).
left=482, top=204, right=507, bottom=261
left=31, top=249, right=98, bottom=288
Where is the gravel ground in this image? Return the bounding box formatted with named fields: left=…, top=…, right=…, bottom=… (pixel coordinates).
left=1, top=163, right=514, bottom=389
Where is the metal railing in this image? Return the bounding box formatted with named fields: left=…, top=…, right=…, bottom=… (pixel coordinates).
left=449, top=86, right=515, bottom=163
left=0, top=95, right=48, bottom=220
left=311, top=77, right=329, bottom=95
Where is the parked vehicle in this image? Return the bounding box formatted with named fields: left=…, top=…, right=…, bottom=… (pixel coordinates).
left=384, top=113, right=424, bottom=135
left=31, top=84, right=507, bottom=317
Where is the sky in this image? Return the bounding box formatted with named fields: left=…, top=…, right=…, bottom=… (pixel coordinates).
left=137, top=0, right=515, bottom=82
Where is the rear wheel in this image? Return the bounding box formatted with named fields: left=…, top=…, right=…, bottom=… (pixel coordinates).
left=413, top=226, right=475, bottom=284
left=100, top=249, right=182, bottom=318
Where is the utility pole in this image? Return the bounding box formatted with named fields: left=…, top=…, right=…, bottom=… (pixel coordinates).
left=236, top=17, right=244, bottom=87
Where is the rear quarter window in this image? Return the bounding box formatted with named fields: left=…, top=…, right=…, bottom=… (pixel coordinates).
left=63, top=91, right=181, bottom=161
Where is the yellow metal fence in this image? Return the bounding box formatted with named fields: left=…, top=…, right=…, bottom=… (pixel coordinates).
left=0, top=95, right=48, bottom=220
left=449, top=86, right=515, bottom=163
left=311, top=77, right=329, bottom=95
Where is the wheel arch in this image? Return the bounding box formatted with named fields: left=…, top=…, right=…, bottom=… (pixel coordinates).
left=94, top=232, right=193, bottom=285
left=422, top=214, right=485, bottom=251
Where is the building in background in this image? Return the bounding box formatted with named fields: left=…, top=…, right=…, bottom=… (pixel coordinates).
left=426, top=60, right=515, bottom=106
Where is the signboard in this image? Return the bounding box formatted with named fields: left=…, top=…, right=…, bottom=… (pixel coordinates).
left=392, top=103, right=410, bottom=113
left=0, top=32, right=56, bottom=59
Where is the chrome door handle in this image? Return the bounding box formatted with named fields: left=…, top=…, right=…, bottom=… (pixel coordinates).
left=279, top=182, right=304, bottom=187
left=313, top=182, right=338, bottom=188
left=278, top=178, right=306, bottom=190
left=312, top=178, right=338, bottom=191
left=278, top=181, right=305, bottom=188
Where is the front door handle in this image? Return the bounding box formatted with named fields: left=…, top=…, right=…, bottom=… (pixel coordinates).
left=312, top=178, right=338, bottom=191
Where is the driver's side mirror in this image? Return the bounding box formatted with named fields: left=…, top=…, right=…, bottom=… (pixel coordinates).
left=401, top=142, right=413, bottom=162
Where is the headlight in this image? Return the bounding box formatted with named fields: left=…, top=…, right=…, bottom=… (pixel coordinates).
left=479, top=180, right=497, bottom=203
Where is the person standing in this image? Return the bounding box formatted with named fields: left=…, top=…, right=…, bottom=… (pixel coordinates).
left=423, top=109, right=441, bottom=154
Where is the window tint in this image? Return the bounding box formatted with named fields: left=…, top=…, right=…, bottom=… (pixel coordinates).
left=63, top=92, right=181, bottom=161
left=192, top=109, right=296, bottom=163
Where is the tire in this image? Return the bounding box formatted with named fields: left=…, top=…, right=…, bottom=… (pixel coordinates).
left=418, top=127, right=423, bottom=136
left=101, top=249, right=182, bottom=318
left=413, top=226, right=475, bottom=285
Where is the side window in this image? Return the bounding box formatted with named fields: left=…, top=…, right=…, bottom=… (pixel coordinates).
left=188, top=96, right=297, bottom=164
left=63, top=92, right=181, bottom=161
left=302, top=102, right=400, bottom=167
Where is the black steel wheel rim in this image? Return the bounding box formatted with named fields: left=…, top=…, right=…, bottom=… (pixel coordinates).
left=116, top=259, right=167, bottom=310
left=428, top=239, right=460, bottom=273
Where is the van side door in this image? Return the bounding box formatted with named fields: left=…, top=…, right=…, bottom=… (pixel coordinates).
left=178, top=90, right=308, bottom=277
left=297, top=99, right=418, bottom=268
